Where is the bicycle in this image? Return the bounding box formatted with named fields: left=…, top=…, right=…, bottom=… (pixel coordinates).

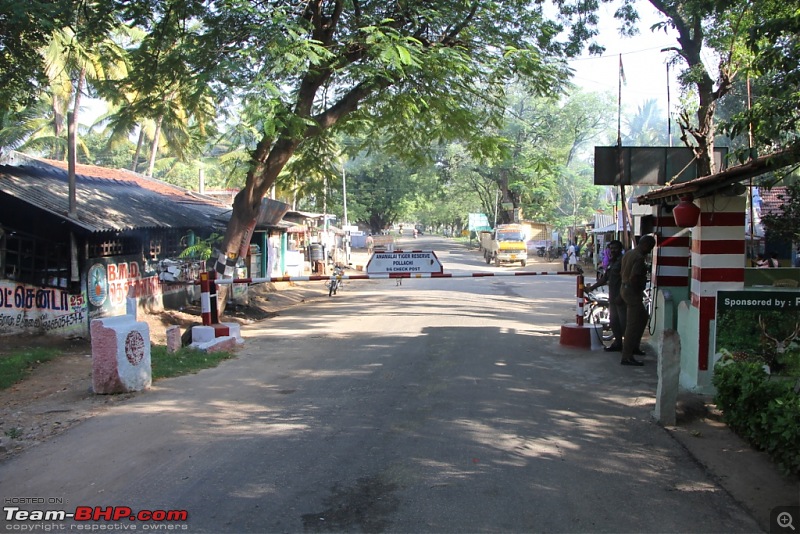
left=325, top=265, right=345, bottom=296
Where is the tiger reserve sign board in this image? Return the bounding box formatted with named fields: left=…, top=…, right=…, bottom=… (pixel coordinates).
left=366, top=251, right=443, bottom=275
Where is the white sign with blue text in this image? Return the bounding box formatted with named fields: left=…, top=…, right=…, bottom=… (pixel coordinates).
left=366, top=251, right=443, bottom=275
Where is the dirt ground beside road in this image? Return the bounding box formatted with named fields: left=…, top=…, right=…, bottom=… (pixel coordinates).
left=0, top=281, right=326, bottom=461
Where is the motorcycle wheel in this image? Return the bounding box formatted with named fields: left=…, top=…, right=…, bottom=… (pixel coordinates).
left=588, top=306, right=613, bottom=342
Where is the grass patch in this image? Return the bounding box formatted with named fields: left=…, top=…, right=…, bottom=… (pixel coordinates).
left=151, top=345, right=234, bottom=380
left=5, top=427, right=23, bottom=439
left=0, top=344, right=234, bottom=391
left=0, top=348, right=61, bottom=390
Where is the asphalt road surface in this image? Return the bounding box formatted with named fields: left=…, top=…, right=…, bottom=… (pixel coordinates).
left=0, top=236, right=761, bottom=533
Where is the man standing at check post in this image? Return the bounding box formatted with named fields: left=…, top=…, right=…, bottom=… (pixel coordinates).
left=585, top=240, right=625, bottom=352
left=620, top=235, right=656, bottom=366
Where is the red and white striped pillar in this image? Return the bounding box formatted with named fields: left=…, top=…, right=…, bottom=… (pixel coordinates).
left=199, top=270, right=220, bottom=326
left=208, top=270, right=220, bottom=325
left=649, top=206, right=693, bottom=344
left=653, top=208, right=691, bottom=294
left=200, top=272, right=211, bottom=326
left=688, top=195, right=746, bottom=388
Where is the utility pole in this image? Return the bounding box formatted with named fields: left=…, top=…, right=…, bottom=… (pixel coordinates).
left=342, top=160, right=348, bottom=228
left=341, top=157, right=350, bottom=265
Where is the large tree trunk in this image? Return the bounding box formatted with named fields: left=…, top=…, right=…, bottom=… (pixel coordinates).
left=650, top=0, right=733, bottom=177
left=212, top=0, right=470, bottom=317
left=213, top=137, right=301, bottom=315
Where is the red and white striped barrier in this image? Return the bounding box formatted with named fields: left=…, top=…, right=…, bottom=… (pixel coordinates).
left=210, top=270, right=579, bottom=284
left=196, top=267, right=597, bottom=350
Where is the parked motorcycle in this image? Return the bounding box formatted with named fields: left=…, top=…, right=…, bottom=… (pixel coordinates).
left=584, top=288, right=613, bottom=342
left=584, top=283, right=654, bottom=344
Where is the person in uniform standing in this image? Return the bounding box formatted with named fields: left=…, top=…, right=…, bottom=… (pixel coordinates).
left=619, top=235, right=656, bottom=366
left=585, top=240, right=625, bottom=352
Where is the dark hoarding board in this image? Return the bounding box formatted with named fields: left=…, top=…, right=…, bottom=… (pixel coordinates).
left=594, top=146, right=728, bottom=186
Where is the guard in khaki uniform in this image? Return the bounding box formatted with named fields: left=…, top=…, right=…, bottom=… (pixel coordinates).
left=619, top=235, right=656, bottom=366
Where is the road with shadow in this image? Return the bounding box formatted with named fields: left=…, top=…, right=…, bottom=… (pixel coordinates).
left=0, top=235, right=760, bottom=532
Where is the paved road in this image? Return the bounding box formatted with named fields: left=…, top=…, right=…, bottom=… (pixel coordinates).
left=0, top=236, right=761, bottom=533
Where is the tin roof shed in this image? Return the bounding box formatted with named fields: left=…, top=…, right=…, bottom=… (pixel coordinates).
left=0, top=154, right=229, bottom=234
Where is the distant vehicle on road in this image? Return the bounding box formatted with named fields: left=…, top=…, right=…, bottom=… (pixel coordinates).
left=481, top=224, right=528, bottom=267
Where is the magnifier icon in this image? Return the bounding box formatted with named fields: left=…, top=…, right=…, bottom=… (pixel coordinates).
left=778, top=511, right=796, bottom=531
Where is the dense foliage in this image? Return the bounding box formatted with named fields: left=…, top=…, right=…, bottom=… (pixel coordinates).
left=716, top=309, right=800, bottom=375
left=2, top=0, right=800, bottom=242
left=713, top=361, right=800, bottom=476
left=761, top=182, right=800, bottom=244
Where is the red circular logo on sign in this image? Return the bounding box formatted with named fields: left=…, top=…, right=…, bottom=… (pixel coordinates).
left=125, top=331, right=145, bottom=366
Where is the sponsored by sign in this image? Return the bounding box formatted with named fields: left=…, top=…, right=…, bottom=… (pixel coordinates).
left=717, top=290, right=800, bottom=311
left=715, top=289, right=800, bottom=362
left=366, top=251, right=443, bottom=274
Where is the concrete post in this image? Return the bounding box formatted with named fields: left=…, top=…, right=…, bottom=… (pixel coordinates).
left=654, top=329, right=681, bottom=426
left=91, top=316, right=152, bottom=394
left=166, top=325, right=181, bottom=353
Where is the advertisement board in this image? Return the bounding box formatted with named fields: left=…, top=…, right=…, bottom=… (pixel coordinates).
left=715, top=290, right=800, bottom=371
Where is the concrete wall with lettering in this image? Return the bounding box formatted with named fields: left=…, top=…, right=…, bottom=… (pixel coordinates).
left=87, top=255, right=190, bottom=319
left=87, top=256, right=165, bottom=319
left=0, top=280, right=88, bottom=338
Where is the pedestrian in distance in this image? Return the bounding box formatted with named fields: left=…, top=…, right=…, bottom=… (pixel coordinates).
left=585, top=240, right=625, bottom=353
left=562, top=249, right=569, bottom=271
left=366, top=233, right=374, bottom=256
left=619, top=235, right=656, bottom=366
left=567, top=243, right=577, bottom=271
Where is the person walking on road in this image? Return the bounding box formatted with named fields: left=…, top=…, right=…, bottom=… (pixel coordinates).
left=620, top=235, right=656, bottom=366
left=585, top=240, right=625, bottom=352
left=568, top=243, right=577, bottom=271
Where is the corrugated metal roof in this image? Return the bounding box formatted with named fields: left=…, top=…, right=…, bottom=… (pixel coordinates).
left=0, top=157, right=230, bottom=233
left=637, top=145, right=800, bottom=205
